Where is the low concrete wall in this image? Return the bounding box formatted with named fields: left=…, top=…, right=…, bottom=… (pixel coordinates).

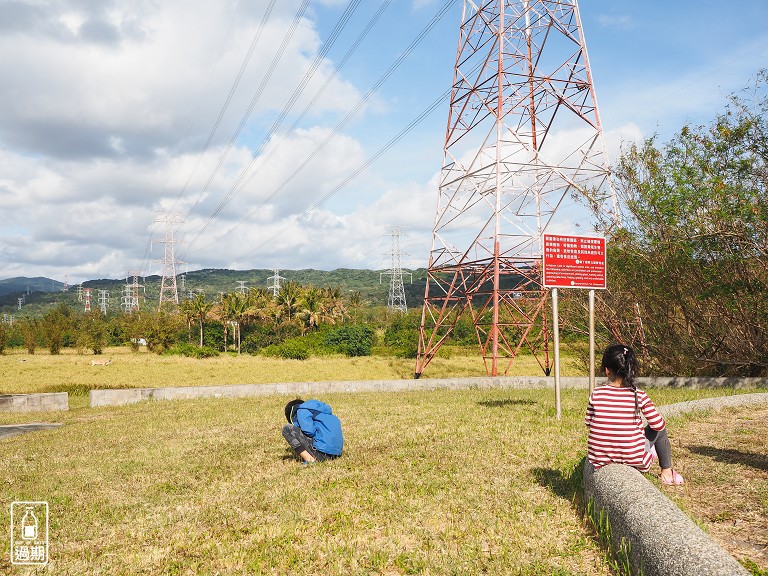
left=584, top=463, right=749, bottom=576
left=658, top=392, right=768, bottom=418
left=89, top=376, right=768, bottom=408
left=89, top=375, right=591, bottom=407
left=0, top=393, right=68, bottom=412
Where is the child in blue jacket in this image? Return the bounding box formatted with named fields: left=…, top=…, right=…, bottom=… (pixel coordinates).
left=282, top=398, right=343, bottom=462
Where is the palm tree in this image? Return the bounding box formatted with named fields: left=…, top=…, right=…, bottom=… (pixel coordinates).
left=277, top=281, right=301, bottom=322
left=298, top=286, right=323, bottom=334
left=229, top=292, right=250, bottom=354
left=217, top=292, right=240, bottom=352
left=189, top=292, right=214, bottom=347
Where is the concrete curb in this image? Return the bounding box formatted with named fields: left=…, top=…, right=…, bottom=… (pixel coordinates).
left=88, top=376, right=768, bottom=407
left=583, top=393, right=768, bottom=576
left=89, top=375, right=591, bottom=407
left=0, top=393, right=69, bottom=412
left=0, top=422, right=64, bottom=440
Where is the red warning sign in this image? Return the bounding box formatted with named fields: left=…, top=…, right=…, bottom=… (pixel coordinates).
left=542, top=234, right=606, bottom=290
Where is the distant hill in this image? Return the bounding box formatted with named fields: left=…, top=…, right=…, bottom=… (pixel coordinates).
left=0, top=268, right=428, bottom=316
left=0, top=276, right=65, bottom=297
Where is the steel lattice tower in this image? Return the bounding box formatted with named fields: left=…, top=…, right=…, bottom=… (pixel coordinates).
left=267, top=269, right=286, bottom=297
left=380, top=226, right=412, bottom=313
left=416, top=0, right=617, bottom=378
left=156, top=212, right=184, bottom=309
left=122, top=271, right=143, bottom=313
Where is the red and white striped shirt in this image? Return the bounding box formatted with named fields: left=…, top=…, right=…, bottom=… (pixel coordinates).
left=585, top=384, right=665, bottom=472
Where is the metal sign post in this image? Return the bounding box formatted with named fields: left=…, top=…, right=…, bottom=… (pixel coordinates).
left=552, top=287, right=561, bottom=419
left=543, top=234, right=607, bottom=418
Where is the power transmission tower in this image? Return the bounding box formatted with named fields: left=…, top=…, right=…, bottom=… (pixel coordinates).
left=267, top=269, right=286, bottom=296
left=84, top=288, right=92, bottom=312
left=155, top=212, right=184, bottom=309
left=380, top=226, right=412, bottom=313
left=416, top=0, right=618, bottom=378
left=122, top=272, right=143, bottom=313
left=77, top=284, right=83, bottom=302
left=236, top=281, right=247, bottom=294
left=98, top=290, right=109, bottom=315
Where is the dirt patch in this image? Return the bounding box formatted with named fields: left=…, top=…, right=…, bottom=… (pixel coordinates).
left=666, top=405, right=768, bottom=572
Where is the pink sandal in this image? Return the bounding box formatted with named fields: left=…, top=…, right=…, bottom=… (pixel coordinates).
left=661, top=469, right=684, bottom=486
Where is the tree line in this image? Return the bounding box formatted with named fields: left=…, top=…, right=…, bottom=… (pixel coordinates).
left=567, top=72, right=768, bottom=377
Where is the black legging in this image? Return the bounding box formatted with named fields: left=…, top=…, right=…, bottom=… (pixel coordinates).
left=645, top=426, right=672, bottom=469
left=282, top=424, right=336, bottom=462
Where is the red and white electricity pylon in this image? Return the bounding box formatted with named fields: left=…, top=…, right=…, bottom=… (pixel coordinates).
left=416, top=0, right=618, bottom=378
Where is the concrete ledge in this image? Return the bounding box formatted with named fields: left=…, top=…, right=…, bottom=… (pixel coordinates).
left=0, top=393, right=68, bottom=412
left=88, top=376, right=768, bottom=408
left=89, top=376, right=592, bottom=407
left=0, top=422, right=64, bottom=439
left=658, top=392, right=768, bottom=418
left=584, top=463, right=749, bottom=575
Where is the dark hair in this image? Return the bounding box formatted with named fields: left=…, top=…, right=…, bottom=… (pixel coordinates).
left=601, top=344, right=640, bottom=416
left=284, top=398, right=304, bottom=423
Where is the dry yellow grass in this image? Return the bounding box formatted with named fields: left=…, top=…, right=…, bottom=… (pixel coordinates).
left=662, top=405, right=768, bottom=574
left=0, top=347, right=583, bottom=395
left=0, top=388, right=613, bottom=575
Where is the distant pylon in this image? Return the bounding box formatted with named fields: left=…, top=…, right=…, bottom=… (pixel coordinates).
left=84, top=288, right=91, bottom=312
left=98, top=289, right=109, bottom=315
left=155, top=212, right=184, bottom=309
left=380, top=226, right=412, bottom=313
left=236, top=281, right=247, bottom=294
left=122, top=271, right=143, bottom=313
left=77, top=284, right=83, bottom=302
left=416, top=0, right=618, bottom=378
left=267, top=269, right=286, bottom=297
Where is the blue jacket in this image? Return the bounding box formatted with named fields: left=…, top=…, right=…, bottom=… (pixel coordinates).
left=292, top=400, right=343, bottom=456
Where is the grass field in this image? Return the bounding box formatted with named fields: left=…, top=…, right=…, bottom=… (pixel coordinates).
left=0, top=350, right=766, bottom=574
left=0, top=347, right=584, bottom=396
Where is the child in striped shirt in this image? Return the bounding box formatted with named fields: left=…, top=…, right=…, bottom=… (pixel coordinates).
left=585, top=344, right=684, bottom=485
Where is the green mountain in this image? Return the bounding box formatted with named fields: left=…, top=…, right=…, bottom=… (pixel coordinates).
left=0, top=269, right=428, bottom=316
left=0, top=276, right=65, bottom=297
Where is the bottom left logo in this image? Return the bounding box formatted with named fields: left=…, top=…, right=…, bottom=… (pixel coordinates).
left=10, top=501, right=49, bottom=566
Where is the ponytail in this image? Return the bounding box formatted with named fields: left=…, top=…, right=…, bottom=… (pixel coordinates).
left=601, top=344, right=640, bottom=416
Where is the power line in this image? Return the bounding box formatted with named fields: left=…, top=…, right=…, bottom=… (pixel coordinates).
left=183, top=0, right=364, bottom=234
left=181, top=0, right=384, bottom=257
left=180, top=0, right=312, bottom=224
left=203, top=0, right=457, bottom=251
left=238, top=87, right=450, bottom=258
left=172, top=0, right=279, bottom=215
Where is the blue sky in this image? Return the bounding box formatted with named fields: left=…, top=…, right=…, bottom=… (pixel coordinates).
left=0, top=0, right=766, bottom=284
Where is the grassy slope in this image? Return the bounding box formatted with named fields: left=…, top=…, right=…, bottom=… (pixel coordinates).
left=1, top=352, right=765, bottom=574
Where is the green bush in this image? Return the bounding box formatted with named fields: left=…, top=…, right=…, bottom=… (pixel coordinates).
left=262, top=339, right=310, bottom=360
left=324, top=325, right=374, bottom=357
left=166, top=343, right=220, bottom=359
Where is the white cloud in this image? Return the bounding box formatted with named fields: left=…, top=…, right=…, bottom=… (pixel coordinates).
left=596, top=14, right=634, bottom=30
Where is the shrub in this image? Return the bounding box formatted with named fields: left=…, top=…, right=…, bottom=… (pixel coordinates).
left=262, top=339, right=310, bottom=360
left=166, top=343, right=220, bottom=358
left=324, top=325, right=374, bottom=357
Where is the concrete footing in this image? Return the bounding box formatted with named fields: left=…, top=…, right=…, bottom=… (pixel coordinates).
left=0, top=393, right=68, bottom=412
